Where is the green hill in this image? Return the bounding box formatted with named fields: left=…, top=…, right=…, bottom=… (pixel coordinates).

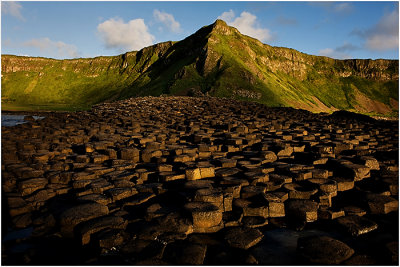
left=2, top=20, right=398, bottom=115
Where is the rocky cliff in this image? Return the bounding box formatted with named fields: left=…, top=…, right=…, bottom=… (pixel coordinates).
left=1, top=20, right=398, bottom=115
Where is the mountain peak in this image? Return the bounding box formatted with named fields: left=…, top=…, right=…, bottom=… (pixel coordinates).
left=1, top=20, right=398, bottom=116
left=210, top=19, right=237, bottom=35
left=213, top=19, right=228, bottom=27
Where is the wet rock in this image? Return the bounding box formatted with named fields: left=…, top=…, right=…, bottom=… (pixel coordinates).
left=96, top=229, right=124, bottom=249
left=284, top=183, right=318, bottom=199
left=184, top=202, right=222, bottom=232
left=59, top=203, right=109, bottom=237
left=242, top=216, right=268, bottom=228
left=332, top=176, right=354, bottom=191
left=307, top=178, right=338, bottom=196
left=12, top=212, right=32, bottom=228
left=297, top=235, right=354, bottom=264
left=123, top=192, right=156, bottom=206
left=259, top=151, right=277, bottom=163
left=18, top=178, right=48, bottom=196
left=342, top=163, right=371, bottom=181
left=224, top=227, right=264, bottom=250
left=336, top=215, right=378, bottom=236
left=217, top=158, right=237, bottom=168
left=163, top=241, right=207, bottom=265
left=223, top=192, right=233, bottom=212
left=286, top=200, right=319, bottom=223
left=185, top=168, right=202, bottom=180
left=241, top=185, right=266, bottom=199
left=106, top=187, right=138, bottom=202
left=359, top=156, right=380, bottom=170
left=386, top=241, right=399, bottom=264
left=119, top=148, right=140, bottom=161
left=194, top=188, right=223, bottom=211
left=318, top=209, right=345, bottom=220
left=366, top=193, right=398, bottom=214
left=184, top=179, right=214, bottom=190
left=25, top=189, right=56, bottom=204
left=199, top=167, right=215, bottom=178
left=2, top=97, right=398, bottom=265
left=223, top=211, right=243, bottom=227
left=77, top=215, right=127, bottom=245
left=344, top=254, right=377, bottom=265
left=343, top=206, right=367, bottom=216
left=7, top=197, right=32, bottom=217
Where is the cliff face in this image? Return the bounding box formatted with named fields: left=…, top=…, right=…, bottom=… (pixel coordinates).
left=339, top=59, right=398, bottom=81
left=1, top=20, right=398, bottom=115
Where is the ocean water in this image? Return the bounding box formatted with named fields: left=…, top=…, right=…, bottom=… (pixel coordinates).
left=1, top=115, right=44, bottom=127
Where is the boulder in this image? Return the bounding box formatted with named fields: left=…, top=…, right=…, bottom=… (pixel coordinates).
left=77, top=215, right=127, bottom=245
left=18, top=178, right=48, bottom=196
left=286, top=200, right=318, bottom=223
left=284, top=183, right=318, bottom=199
left=224, top=227, right=264, bottom=250
left=106, top=187, right=138, bottom=202
left=336, top=216, right=378, bottom=236
left=297, top=235, right=354, bottom=264
left=366, top=193, right=398, bottom=214
left=186, top=168, right=202, bottom=180
left=184, top=202, right=222, bottom=231
left=59, top=203, right=109, bottom=237
left=163, top=241, right=207, bottom=265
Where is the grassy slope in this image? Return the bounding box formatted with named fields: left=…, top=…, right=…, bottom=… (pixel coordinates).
left=203, top=27, right=398, bottom=113
left=2, top=55, right=133, bottom=110
left=1, top=21, right=398, bottom=115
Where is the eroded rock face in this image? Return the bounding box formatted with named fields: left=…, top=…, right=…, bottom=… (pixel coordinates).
left=1, top=96, right=398, bottom=265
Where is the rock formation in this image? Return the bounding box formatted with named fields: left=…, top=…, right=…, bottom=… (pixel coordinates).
left=2, top=96, right=398, bottom=265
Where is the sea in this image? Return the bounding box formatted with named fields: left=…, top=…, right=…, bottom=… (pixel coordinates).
left=1, top=115, right=44, bottom=127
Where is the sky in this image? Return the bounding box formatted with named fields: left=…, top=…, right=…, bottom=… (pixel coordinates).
left=1, top=1, right=399, bottom=60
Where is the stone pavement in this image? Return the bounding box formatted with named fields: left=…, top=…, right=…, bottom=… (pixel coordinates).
left=2, top=96, right=398, bottom=265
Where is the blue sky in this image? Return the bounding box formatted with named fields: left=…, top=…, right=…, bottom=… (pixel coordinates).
left=2, top=1, right=399, bottom=60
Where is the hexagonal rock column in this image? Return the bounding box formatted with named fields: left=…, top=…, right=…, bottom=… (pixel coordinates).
left=286, top=199, right=319, bottom=223
left=283, top=183, right=318, bottom=200
left=224, top=227, right=264, bottom=250
left=336, top=216, right=378, bottom=236
left=366, top=194, right=398, bottom=214
left=184, top=202, right=223, bottom=233
left=194, top=188, right=224, bottom=211
left=185, top=167, right=215, bottom=180
left=59, top=202, right=109, bottom=238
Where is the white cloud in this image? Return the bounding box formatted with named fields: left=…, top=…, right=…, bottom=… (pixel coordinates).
left=153, top=10, right=181, bottom=33
left=351, top=9, right=399, bottom=51
left=218, top=10, right=235, bottom=22
left=366, top=35, right=398, bottom=51
left=218, top=10, right=272, bottom=42
left=2, top=1, right=25, bottom=21
left=364, top=9, right=399, bottom=51
left=318, top=48, right=351, bottom=59
left=319, top=41, right=360, bottom=59
left=309, top=2, right=353, bottom=14
left=335, top=42, right=359, bottom=53
left=23, top=38, right=79, bottom=58
left=333, top=3, right=353, bottom=13
left=97, top=18, right=155, bottom=52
